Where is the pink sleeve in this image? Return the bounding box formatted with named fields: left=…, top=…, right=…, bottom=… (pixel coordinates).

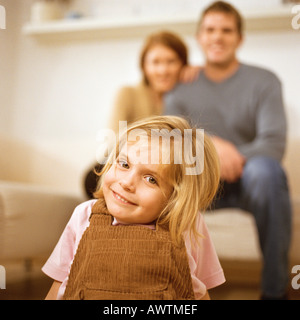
left=42, top=200, right=96, bottom=282
left=185, top=212, right=225, bottom=298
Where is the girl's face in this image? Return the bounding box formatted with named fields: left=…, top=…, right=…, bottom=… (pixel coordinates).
left=143, top=44, right=183, bottom=95
left=102, top=141, right=173, bottom=225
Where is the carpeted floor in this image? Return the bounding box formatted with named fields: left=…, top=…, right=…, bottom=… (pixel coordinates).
left=0, top=258, right=299, bottom=300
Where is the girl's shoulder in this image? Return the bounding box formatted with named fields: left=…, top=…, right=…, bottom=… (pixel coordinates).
left=71, top=199, right=98, bottom=229
left=75, top=199, right=98, bottom=211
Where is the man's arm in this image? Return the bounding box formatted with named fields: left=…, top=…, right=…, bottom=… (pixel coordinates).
left=238, top=75, right=287, bottom=162
left=211, top=136, right=246, bottom=183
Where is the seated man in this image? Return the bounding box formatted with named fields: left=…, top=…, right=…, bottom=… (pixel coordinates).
left=164, top=1, right=292, bottom=299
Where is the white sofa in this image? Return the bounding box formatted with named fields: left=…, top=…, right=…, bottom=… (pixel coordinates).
left=0, top=136, right=83, bottom=263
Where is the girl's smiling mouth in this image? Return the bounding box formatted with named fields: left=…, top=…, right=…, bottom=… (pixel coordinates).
left=112, top=190, right=136, bottom=205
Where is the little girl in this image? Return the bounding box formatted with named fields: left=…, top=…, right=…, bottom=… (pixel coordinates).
left=43, top=115, right=225, bottom=300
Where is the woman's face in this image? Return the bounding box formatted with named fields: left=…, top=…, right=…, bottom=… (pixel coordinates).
left=143, top=44, right=183, bottom=94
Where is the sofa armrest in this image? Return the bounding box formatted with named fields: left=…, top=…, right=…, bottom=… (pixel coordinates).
left=0, top=181, right=83, bottom=261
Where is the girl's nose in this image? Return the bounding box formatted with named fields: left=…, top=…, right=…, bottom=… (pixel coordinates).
left=119, top=172, right=136, bottom=192
left=119, top=180, right=134, bottom=192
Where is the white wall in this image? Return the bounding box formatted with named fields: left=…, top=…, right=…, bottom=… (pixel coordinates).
left=1, top=0, right=300, bottom=197
left=0, top=0, right=19, bottom=137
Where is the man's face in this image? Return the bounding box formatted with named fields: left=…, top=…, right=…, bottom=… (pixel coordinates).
left=197, top=12, right=242, bottom=67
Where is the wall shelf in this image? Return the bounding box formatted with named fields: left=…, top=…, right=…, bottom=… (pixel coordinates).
left=22, top=15, right=196, bottom=40
left=22, top=6, right=295, bottom=40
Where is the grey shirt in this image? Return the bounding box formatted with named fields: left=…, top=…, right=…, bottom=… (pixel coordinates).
left=164, top=63, right=287, bottom=162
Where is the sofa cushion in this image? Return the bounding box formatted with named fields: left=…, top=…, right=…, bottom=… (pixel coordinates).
left=204, top=209, right=261, bottom=261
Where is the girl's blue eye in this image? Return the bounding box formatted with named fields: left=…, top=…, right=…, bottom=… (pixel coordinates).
left=145, top=176, right=157, bottom=185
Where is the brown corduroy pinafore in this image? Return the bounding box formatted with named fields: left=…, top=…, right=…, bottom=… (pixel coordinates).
left=63, top=199, right=195, bottom=300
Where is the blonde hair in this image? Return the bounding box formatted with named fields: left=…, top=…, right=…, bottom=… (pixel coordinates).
left=94, top=115, right=220, bottom=246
